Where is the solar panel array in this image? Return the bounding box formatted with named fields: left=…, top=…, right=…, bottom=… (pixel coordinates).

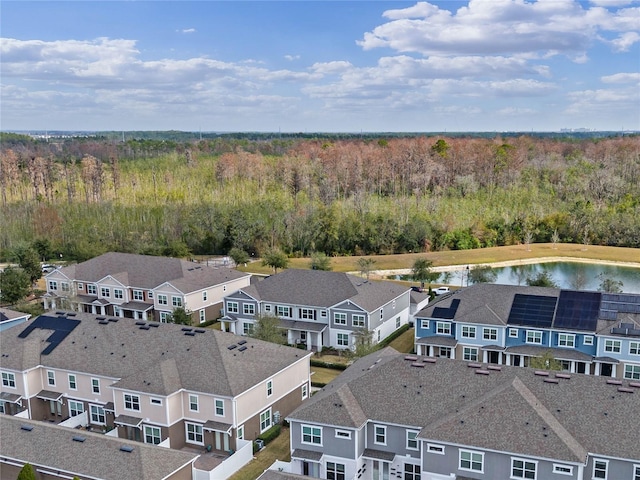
left=507, top=294, right=557, bottom=328
left=554, top=290, right=601, bottom=331
left=601, top=293, right=640, bottom=314
left=17, top=315, right=81, bottom=355
left=432, top=299, right=461, bottom=320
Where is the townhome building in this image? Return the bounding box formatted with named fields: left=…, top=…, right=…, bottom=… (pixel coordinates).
left=0, top=308, right=30, bottom=332
left=285, top=348, right=640, bottom=480
left=42, top=252, right=251, bottom=325
left=414, top=284, right=640, bottom=379
left=220, top=269, right=411, bottom=351
left=0, top=312, right=312, bottom=475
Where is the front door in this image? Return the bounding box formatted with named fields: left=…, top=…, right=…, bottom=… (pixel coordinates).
left=302, top=461, right=319, bottom=477
left=373, top=460, right=390, bottom=480
left=601, top=363, right=613, bottom=377
left=488, top=351, right=500, bottom=364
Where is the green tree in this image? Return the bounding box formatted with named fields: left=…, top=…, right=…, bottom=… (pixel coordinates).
left=32, top=238, right=54, bottom=261
left=168, top=307, right=192, bottom=325
left=309, top=252, right=332, bottom=271
left=0, top=267, right=31, bottom=305
left=529, top=351, right=562, bottom=371
left=356, top=257, right=376, bottom=280
left=228, top=247, right=250, bottom=267
left=17, top=463, right=37, bottom=480
left=597, top=273, right=623, bottom=293
left=350, top=328, right=377, bottom=358
left=411, top=257, right=438, bottom=289
left=262, top=248, right=289, bottom=273
left=468, top=265, right=497, bottom=285
left=526, top=271, right=558, bottom=288
left=12, top=246, right=42, bottom=285
left=431, top=139, right=450, bottom=158
left=250, top=313, right=286, bottom=345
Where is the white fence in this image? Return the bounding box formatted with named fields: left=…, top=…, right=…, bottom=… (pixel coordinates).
left=193, top=439, right=253, bottom=480
left=59, top=411, right=88, bottom=429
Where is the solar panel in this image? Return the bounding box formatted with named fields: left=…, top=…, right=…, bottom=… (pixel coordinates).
left=17, top=315, right=81, bottom=355
left=432, top=299, right=461, bottom=320
left=554, top=290, right=601, bottom=331
left=507, top=294, right=557, bottom=328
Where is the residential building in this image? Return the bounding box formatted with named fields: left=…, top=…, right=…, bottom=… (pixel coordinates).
left=0, top=415, right=198, bottom=480
left=286, top=348, right=640, bottom=480
left=42, top=252, right=251, bottom=325
left=0, top=308, right=30, bottom=332
left=0, top=312, right=311, bottom=471
left=414, top=284, right=640, bottom=378
left=220, top=269, right=411, bottom=351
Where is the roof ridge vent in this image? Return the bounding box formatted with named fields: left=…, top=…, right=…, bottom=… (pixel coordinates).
left=20, top=424, right=34, bottom=431
left=120, top=445, right=134, bottom=453
left=72, top=435, right=86, bottom=442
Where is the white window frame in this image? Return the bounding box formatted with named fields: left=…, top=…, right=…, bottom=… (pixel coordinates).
left=604, top=339, right=621, bottom=353
left=215, top=398, right=224, bottom=416
left=69, top=400, right=84, bottom=417
left=552, top=464, right=574, bottom=475
left=189, top=394, right=199, bottom=412
left=624, top=364, right=640, bottom=380
left=86, top=284, right=97, bottom=295
left=421, top=319, right=429, bottom=329
left=592, top=459, right=608, bottom=479
left=144, top=425, right=162, bottom=445
left=463, top=347, right=479, bottom=362
left=91, top=378, right=100, bottom=394
left=634, top=465, right=640, bottom=480
left=48, top=280, right=58, bottom=291
left=185, top=422, right=204, bottom=445
left=264, top=304, right=272, bottom=312
left=352, top=314, right=365, bottom=327
left=199, top=309, right=205, bottom=323
left=583, top=335, right=594, bottom=346
left=90, top=404, right=105, bottom=424
left=427, top=443, right=445, bottom=455
left=243, top=322, right=254, bottom=335
left=159, top=311, right=171, bottom=323
left=406, top=430, right=419, bottom=450
left=172, top=295, right=183, bottom=308
left=266, top=380, right=273, bottom=397
left=202, top=291, right=208, bottom=302
left=334, top=313, right=347, bottom=325
left=124, top=393, right=140, bottom=411
left=327, top=462, right=346, bottom=480
left=158, top=294, right=168, bottom=306
left=461, top=325, right=476, bottom=339
left=100, top=287, right=110, bottom=298
left=237, top=425, right=244, bottom=440
left=526, top=330, right=543, bottom=344
left=150, top=398, right=162, bottom=405
left=459, top=449, right=484, bottom=473
left=335, top=429, right=351, bottom=439
left=147, top=291, right=153, bottom=299
left=260, top=408, right=272, bottom=432
left=243, top=303, right=255, bottom=315
left=439, top=346, right=452, bottom=358
left=133, top=290, right=143, bottom=301
left=558, top=333, right=575, bottom=348
left=436, top=322, right=451, bottom=335
left=302, top=424, right=323, bottom=445
left=77, top=282, right=84, bottom=290
left=47, top=370, right=56, bottom=387
left=300, top=308, right=315, bottom=320
left=337, top=333, right=349, bottom=347
left=114, top=288, right=124, bottom=300
left=61, top=282, right=70, bottom=292
left=483, top=328, right=498, bottom=341
left=226, top=301, right=238, bottom=313
left=302, top=383, right=308, bottom=400
left=1, top=372, right=16, bottom=388
left=629, top=341, right=640, bottom=355
left=276, top=305, right=292, bottom=317
left=68, top=374, right=77, bottom=390
left=509, top=328, right=519, bottom=337
left=321, top=310, right=327, bottom=317
left=511, top=457, right=537, bottom=480
left=374, top=425, right=386, bottom=445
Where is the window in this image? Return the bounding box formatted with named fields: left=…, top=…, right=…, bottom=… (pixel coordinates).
left=604, top=339, right=621, bottom=353
left=583, top=335, right=594, bottom=346
left=133, top=290, right=143, bottom=301
left=69, top=400, right=84, bottom=417
left=436, top=322, right=451, bottom=335
left=243, top=303, right=255, bottom=315
left=526, top=330, right=542, bottom=344
left=558, top=334, right=575, bottom=348
left=226, top=301, right=238, bottom=313
left=337, top=333, right=349, bottom=347
left=101, top=287, right=110, bottom=298
left=264, top=305, right=272, bottom=312
left=404, top=463, right=421, bottom=480
left=630, top=342, right=640, bottom=355
left=150, top=398, right=162, bottom=405
left=300, top=308, right=315, bottom=320
left=189, top=394, right=199, bottom=412
left=552, top=464, right=573, bottom=475
left=215, top=399, right=224, bottom=416
left=483, top=328, right=498, bottom=341
left=327, top=462, right=345, bottom=480
left=593, top=460, right=607, bottom=479
left=237, top=425, right=244, bottom=440
left=48, top=280, right=58, bottom=291
left=509, top=328, right=519, bottom=338
left=634, top=465, right=640, bottom=480
left=87, top=284, right=97, bottom=295
left=394, top=317, right=399, bottom=330
left=374, top=425, right=386, bottom=445
left=148, top=291, right=153, bottom=299
left=243, top=322, right=254, bottom=335
left=624, top=364, right=640, bottom=380
left=421, top=320, right=430, bottom=329
left=352, top=314, right=365, bottom=327
left=114, top=288, right=124, bottom=300
left=427, top=444, right=445, bottom=454
left=461, top=325, right=476, bottom=338
left=159, top=311, right=170, bottom=323
left=202, top=291, right=207, bottom=302
left=145, top=425, right=161, bottom=445
left=380, top=309, right=384, bottom=319
left=158, top=294, right=168, bottom=306
left=335, top=430, right=351, bottom=439
left=439, top=347, right=452, bottom=358
left=199, top=309, right=205, bottom=323
left=302, top=425, right=322, bottom=445
left=2, top=372, right=16, bottom=388
left=260, top=408, right=271, bottom=432
left=511, top=458, right=537, bottom=479
left=276, top=305, right=292, bottom=317
left=77, top=282, right=84, bottom=290
left=91, top=378, right=100, bottom=394
left=321, top=310, right=327, bottom=317
left=334, top=313, right=347, bottom=325
left=459, top=450, right=483, bottom=472
left=47, top=371, right=56, bottom=386
left=186, top=423, right=203, bottom=444
left=463, top=347, right=479, bottom=361
left=406, top=430, right=419, bottom=450
left=266, top=380, right=273, bottom=397
left=90, top=405, right=105, bottom=424
left=302, top=383, right=308, bottom=400
left=61, top=282, right=70, bottom=292
left=68, top=374, right=77, bottom=390
left=124, top=393, right=140, bottom=411
left=172, top=296, right=182, bottom=307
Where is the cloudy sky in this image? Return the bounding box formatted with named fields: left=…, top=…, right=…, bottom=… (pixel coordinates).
left=1, top=1, right=639, bottom=132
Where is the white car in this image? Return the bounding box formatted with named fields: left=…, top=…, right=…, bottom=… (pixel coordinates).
left=434, top=287, right=450, bottom=295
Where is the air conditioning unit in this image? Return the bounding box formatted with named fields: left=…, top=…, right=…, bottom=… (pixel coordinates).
left=273, top=411, right=281, bottom=424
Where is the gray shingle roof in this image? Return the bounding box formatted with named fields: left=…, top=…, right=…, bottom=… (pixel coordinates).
left=0, top=415, right=197, bottom=480
left=0, top=313, right=310, bottom=397
left=242, top=269, right=409, bottom=312
left=288, top=349, right=640, bottom=462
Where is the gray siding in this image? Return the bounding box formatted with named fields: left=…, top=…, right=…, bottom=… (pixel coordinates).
left=290, top=421, right=357, bottom=459
left=366, top=423, right=420, bottom=458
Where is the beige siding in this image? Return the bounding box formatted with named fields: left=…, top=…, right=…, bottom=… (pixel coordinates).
left=180, top=392, right=233, bottom=425
left=166, top=391, right=184, bottom=425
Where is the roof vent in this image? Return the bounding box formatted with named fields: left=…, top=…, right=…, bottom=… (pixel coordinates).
left=195, top=329, right=205, bottom=333
left=629, top=382, right=640, bottom=388
left=606, top=379, right=623, bottom=385
left=238, top=339, right=247, bottom=345
left=534, top=371, right=550, bottom=376
left=20, top=424, right=34, bottom=432
left=56, top=311, right=65, bottom=315
left=468, top=363, right=482, bottom=368
left=135, top=321, right=146, bottom=326
left=72, top=435, right=86, bottom=442
left=475, top=369, right=490, bottom=375
left=404, top=355, right=418, bottom=361
left=149, top=323, right=159, bottom=328
left=238, top=345, right=248, bottom=352
left=96, top=317, right=106, bottom=321
left=556, top=373, right=571, bottom=380
left=184, top=331, right=195, bottom=336
left=618, top=387, right=634, bottom=394
left=424, top=357, right=437, bottom=364
left=411, top=362, right=425, bottom=368
left=181, top=327, right=193, bottom=332
left=120, top=445, right=134, bottom=453
left=487, top=365, right=502, bottom=371
left=67, top=313, right=77, bottom=317
left=139, top=325, right=150, bottom=330
left=544, top=378, right=559, bottom=384
left=108, top=317, right=118, bottom=322
left=99, top=320, right=109, bottom=325
left=227, top=344, right=237, bottom=350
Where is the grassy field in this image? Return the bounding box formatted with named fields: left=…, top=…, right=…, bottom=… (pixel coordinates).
left=238, top=243, right=640, bottom=275
left=228, top=427, right=291, bottom=480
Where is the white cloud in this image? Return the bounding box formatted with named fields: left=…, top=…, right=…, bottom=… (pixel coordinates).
left=284, top=54, right=300, bottom=61
left=179, top=28, right=196, bottom=34
left=601, top=72, right=640, bottom=83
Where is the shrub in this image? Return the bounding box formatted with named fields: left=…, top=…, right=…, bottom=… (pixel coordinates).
left=310, top=360, right=348, bottom=370
left=257, top=424, right=281, bottom=446
left=379, top=323, right=411, bottom=347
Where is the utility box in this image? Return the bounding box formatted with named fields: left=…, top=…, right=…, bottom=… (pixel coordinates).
left=255, top=439, right=265, bottom=450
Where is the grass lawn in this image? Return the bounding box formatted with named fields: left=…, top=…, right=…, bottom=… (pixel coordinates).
left=228, top=426, right=291, bottom=480
left=387, top=327, right=416, bottom=354
left=238, top=244, right=640, bottom=275
left=311, top=366, right=342, bottom=385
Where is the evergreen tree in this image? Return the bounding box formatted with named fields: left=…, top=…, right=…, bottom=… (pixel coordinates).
left=0, top=267, right=31, bottom=305
left=17, top=463, right=37, bottom=480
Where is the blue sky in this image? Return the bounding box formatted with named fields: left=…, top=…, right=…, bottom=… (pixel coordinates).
left=1, top=1, right=639, bottom=132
